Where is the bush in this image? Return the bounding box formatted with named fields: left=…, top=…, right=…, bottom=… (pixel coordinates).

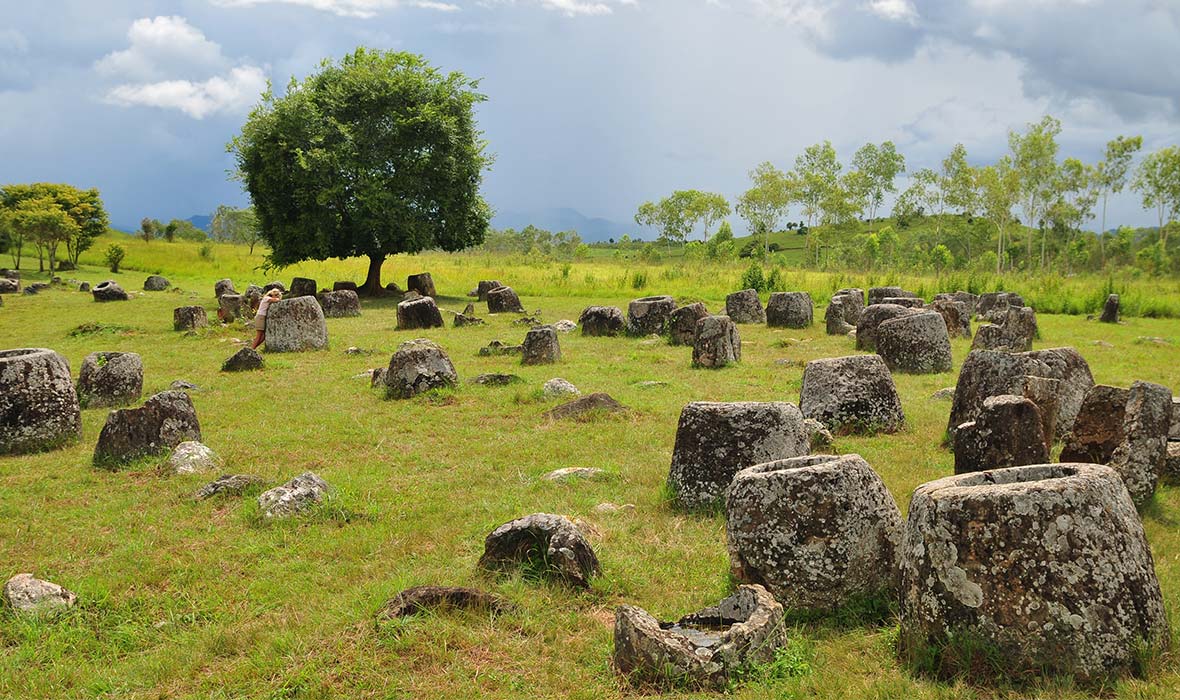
left=740, top=262, right=766, bottom=292
left=199, top=244, right=215, bottom=261
left=103, top=244, right=125, bottom=273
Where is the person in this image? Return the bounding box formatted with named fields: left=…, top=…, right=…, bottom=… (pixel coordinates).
left=252, top=288, right=283, bottom=349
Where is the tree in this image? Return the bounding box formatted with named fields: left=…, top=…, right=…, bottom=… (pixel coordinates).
left=1132, top=145, right=1180, bottom=247
left=231, top=48, right=492, bottom=295
left=210, top=206, right=262, bottom=253
left=736, top=162, right=795, bottom=256
left=635, top=190, right=728, bottom=246
left=793, top=141, right=841, bottom=228
left=851, top=141, right=905, bottom=225
left=1095, top=135, right=1142, bottom=263
left=104, top=243, right=125, bottom=273
left=0, top=183, right=108, bottom=268
left=1008, top=115, right=1061, bottom=269
left=975, top=158, right=1020, bottom=273
left=1046, top=158, right=1099, bottom=272
left=139, top=217, right=155, bottom=243
left=9, top=197, right=79, bottom=273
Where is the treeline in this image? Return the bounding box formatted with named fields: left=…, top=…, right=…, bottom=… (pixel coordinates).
left=0, top=183, right=108, bottom=272
left=476, top=224, right=590, bottom=259
left=635, top=116, right=1180, bottom=275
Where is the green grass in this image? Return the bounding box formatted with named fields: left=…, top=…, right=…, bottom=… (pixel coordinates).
left=2, top=244, right=1180, bottom=698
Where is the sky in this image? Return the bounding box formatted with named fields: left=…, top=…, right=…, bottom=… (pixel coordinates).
left=0, top=0, right=1177, bottom=234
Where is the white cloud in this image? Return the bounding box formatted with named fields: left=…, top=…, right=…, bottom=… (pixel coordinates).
left=212, top=0, right=460, bottom=18
left=95, top=16, right=225, bottom=81
left=105, top=65, right=268, bottom=119
left=867, top=0, right=917, bottom=22
left=97, top=16, right=268, bottom=119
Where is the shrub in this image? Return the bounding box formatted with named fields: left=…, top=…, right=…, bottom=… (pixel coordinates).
left=103, top=244, right=126, bottom=273
left=199, top=244, right=215, bottom=261
left=740, top=262, right=765, bottom=292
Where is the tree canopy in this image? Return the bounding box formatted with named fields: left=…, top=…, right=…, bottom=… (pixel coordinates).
left=0, top=183, right=108, bottom=270
left=230, top=47, right=493, bottom=293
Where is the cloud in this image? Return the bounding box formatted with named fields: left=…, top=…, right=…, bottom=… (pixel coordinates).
left=212, top=0, right=460, bottom=17
left=104, top=65, right=268, bottom=119
left=97, top=16, right=267, bottom=119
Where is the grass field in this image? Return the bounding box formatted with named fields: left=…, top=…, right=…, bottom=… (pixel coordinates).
left=2, top=244, right=1180, bottom=699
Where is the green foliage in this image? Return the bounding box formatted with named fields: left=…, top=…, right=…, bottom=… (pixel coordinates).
left=740, top=261, right=766, bottom=292
left=198, top=243, right=215, bottom=261
left=630, top=270, right=648, bottom=290
left=1, top=182, right=108, bottom=269
left=103, top=243, right=125, bottom=273
left=231, top=47, right=492, bottom=292
left=636, top=189, right=731, bottom=245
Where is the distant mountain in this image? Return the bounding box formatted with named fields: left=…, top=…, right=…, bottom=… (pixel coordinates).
left=187, top=214, right=212, bottom=232
left=492, top=207, right=635, bottom=243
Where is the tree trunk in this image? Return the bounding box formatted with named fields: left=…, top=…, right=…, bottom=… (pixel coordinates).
left=1099, top=193, right=1108, bottom=266
left=360, top=253, right=386, bottom=296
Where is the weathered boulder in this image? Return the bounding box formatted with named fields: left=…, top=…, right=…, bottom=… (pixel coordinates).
left=92, top=280, right=128, bottom=302
left=953, top=395, right=1048, bottom=474
left=1172, top=397, right=1180, bottom=440
left=453, top=311, right=483, bottom=327
left=933, top=291, right=979, bottom=318
left=257, top=472, right=330, bottom=518
left=1109, top=381, right=1173, bottom=506
left=668, top=302, right=709, bottom=346
left=93, top=390, right=201, bottom=467
left=578, top=306, right=625, bottom=337
left=263, top=281, right=285, bottom=294
left=825, top=299, right=854, bottom=335
left=486, top=286, right=525, bottom=314
left=167, top=440, right=220, bottom=474
left=1166, top=442, right=1180, bottom=485
left=521, top=326, right=561, bottom=365
left=833, top=288, right=865, bottom=324
left=725, top=289, right=765, bottom=324
left=613, top=585, right=786, bottom=691
left=384, top=338, right=458, bottom=399
left=475, top=280, right=503, bottom=301
left=627, top=295, right=677, bottom=336
left=222, top=347, right=264, bottom=372
left=78, top=282, right=89, bottom=292
left=1059, top=385, right=1129, bottom=463
left=264, top=297, right=328, bottom=352
left=668, top=401, right=807, bottom=511
left=799, top=355, right=905, bottom=434
left=542, top=377, right=580, bottom=398
left=316, top=289, right=360, bottom=318
left=218, top=293, right=244, bottom=320
left=973, top=306, right=1038, bottom=352
left=173, top=305, right=207, bottom=331
left=692, top=316, right=741, bottom=369
left=478, top=340, right=522, bottom=357
left=898, top=463, right=1169, bottom=683
left=876, top=311, right=952, bottom=374
left=194, top=474, right=263, bottom=500
left=882, top=296, right=924, bottom=308
left=726, top=454, right=902, bottom=612
left=406, top=272, right=436, bottom=298
left=143, top=275, right=170, bottom=291
left=243, top=284, right=262, bottom=313
left=545, top=393, right=626, bottom=420
left=976, top=291, right=1025, bottom=321
left=1021, top=375, right=1061, bottom=452
left=1099, top=293, right=1120, bottom=323
left=396, top=296, right=444, bottom=330
left=214, top=278, right=236, bottom=299
left=947, top=348, right=1094, bottom=442
left=868, top=286, right=917, bottom=306
left=543, top=467, right=604, bottom=482
left=855, top=304, right=917, bottom=351
left=765, top=292, right=813, bottom=328
left=803, top=417, right=834, bottom=451
left=332, top=281, right=358, bottom=292
left=77, top=351, right=143, bottom=408
left=552, top=319, right=577, bottom=333
left=0, top=348, right=81, bottom=455
left=473, top=373, right=522, bottom=386
left=478, top=513, right=600, bottom=587
left=928, top=299, right=972, bottom=339
left=376, top=586, right=510, bottom=620
left=3, top=574, right=77, bottom=615
left=289, top=277, right=317, bottom=298
left=0, top=278, right=18, bottom=294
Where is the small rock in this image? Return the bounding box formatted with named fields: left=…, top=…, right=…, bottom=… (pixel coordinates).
left=473, top=373, right=523, bottom=386
left=552, top=319, right=577, bottom=333
left=803, top=417, right=834, bottom=450
left=170, top=380, right=198, bottom=391
left=3, top=573, right=77, bottom=615
left=931, top=387, right=956, bottom=401
left=634, top=380, right=668, bottom=389
left=221, top=347, right=264, bottom=372
left=478, top=513, right=600, bottom=587
left=478, top=340, right=523, bottom=357
left=543, top=378, right=580, bottom=398
left=376, top=586, right=509, bottom=620
left=545, top=393, right=625, bottom=421
left=194, top=473, right=263, bottom=500
left=592, top=502, right=636, bottom=515
left=167, top=441, right=221, bottom=474
left=143, top=275, right=170, bottom=291
left=543, top=467, right=606, bottom=482
left=257, top=472, right=331, bottom=518
left=1135, top=336, right=1173, bottom=346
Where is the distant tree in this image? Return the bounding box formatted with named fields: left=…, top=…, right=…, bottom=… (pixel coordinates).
left=851, top=141, right=906, bottom=226
left=1009, top=115, right=1062, bottom=269
left=210, top=206, right=262, bottom=253
left=1132, top=145, right=1180, bottom=247
left=231, top=48, right=492, bottom=295
left=9, top=197, right=79, bottom=273
left=1094, top=135, right=1142, bottom=263
left=793, top=141, right=841, bottom=228
left=169, top=219, right=207, bottom=242
left=975, top=158, right=1021, bottom=273
left=736, top=162, right=795, bottom=257
left=1046, top=158, right=1099, bottom=272
left=0, top=183, right=108, bottom=268
left=104, top=243, right=125, bottom=273
left=139, top=217, right=155, bottom=243
left=163, top=220, right=178, bottom=242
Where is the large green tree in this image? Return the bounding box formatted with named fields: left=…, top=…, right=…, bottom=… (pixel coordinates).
left=1008, top=115, right=1061, bottom=269
left=850, top=141, right=905, bottom=225
left=736, top=162, right=795, bottom=256
left=0, top=183, right=108, bottom=269
left=1095, top=135, right=1142, bottom=263
left=9, top=197, right=79, bottom=273
left=1132, top=145, right=1180, bottom=247
left=635, top=190, right=730, bottom=245
left=793, top=141, right=841, bottom=228
left=231, top=48, right=492, bottom=294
